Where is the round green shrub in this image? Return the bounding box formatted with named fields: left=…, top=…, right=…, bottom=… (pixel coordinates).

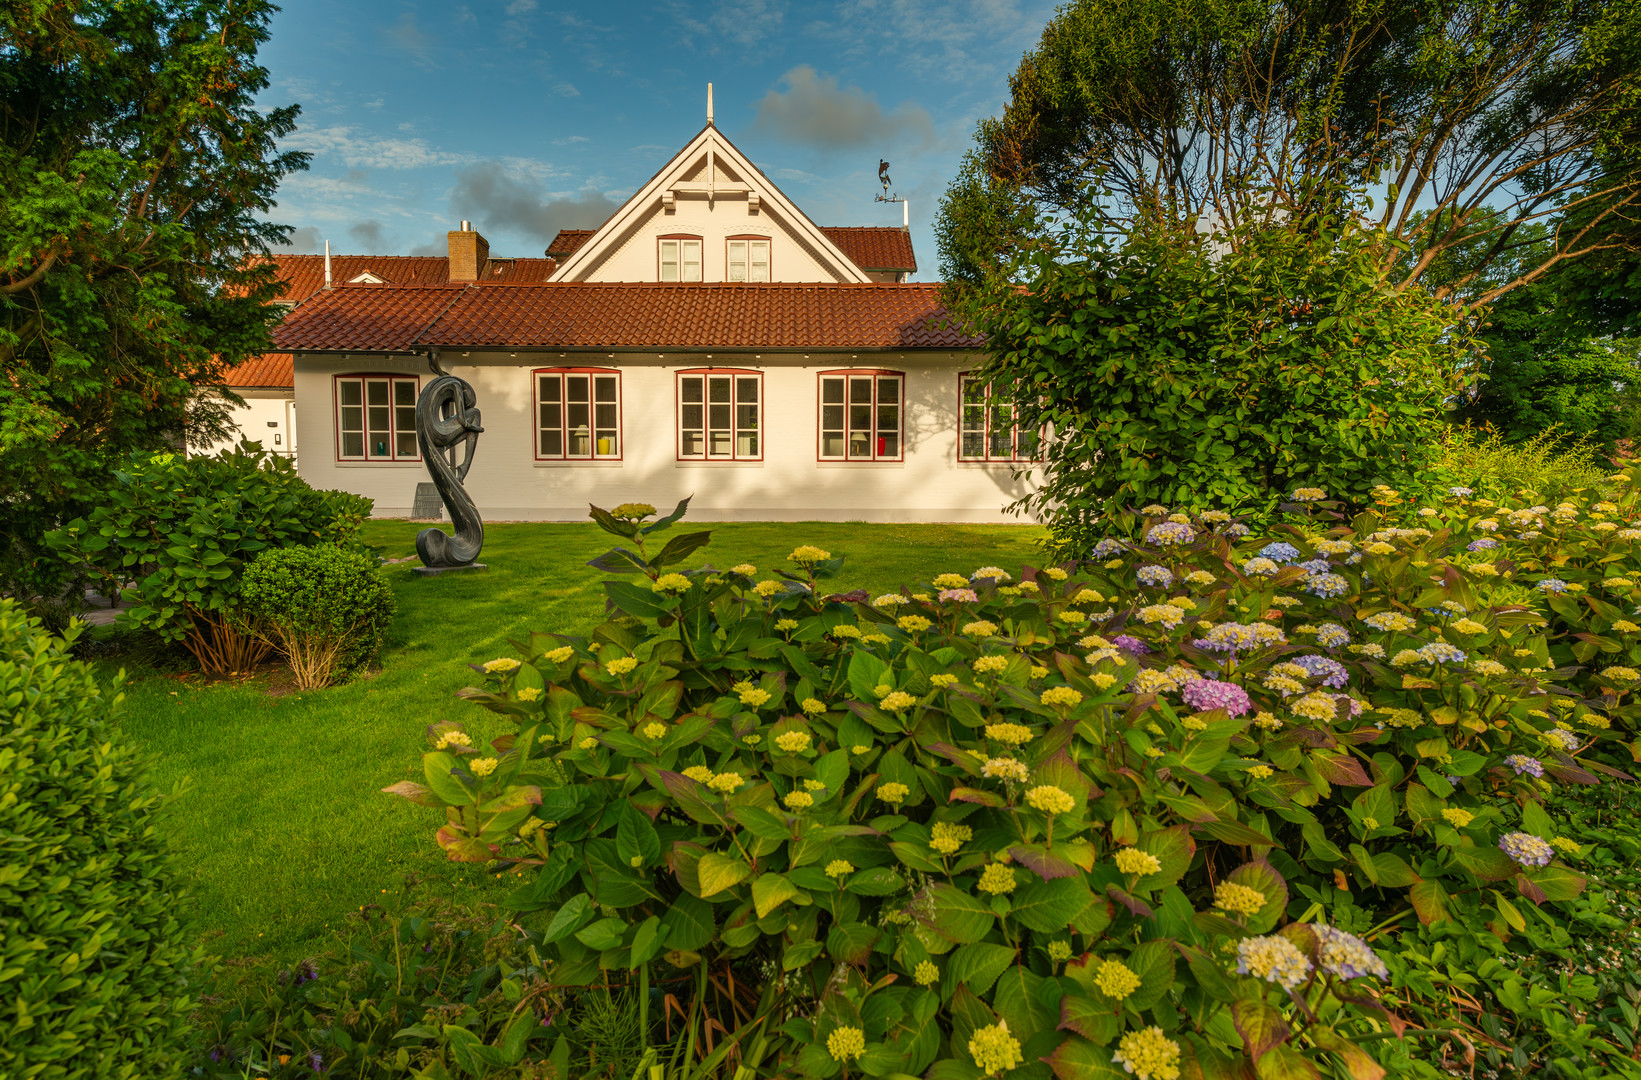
left=238, top=544, right=396, bottom=688
left=0, top=599, right=200, bottom=1079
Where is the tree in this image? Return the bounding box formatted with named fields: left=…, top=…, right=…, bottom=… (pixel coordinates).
left=0, top=0, right=306, bottom=622
left=965, top=205, right=1477, bottom=553
left=938, top=0, right=1641, bottom=305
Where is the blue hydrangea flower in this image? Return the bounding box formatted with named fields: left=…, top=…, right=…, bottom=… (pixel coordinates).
left=1145, top=521, right=1196, bottom=546
left=1259, top=542, right=1302, bottom=564
left=1467, top=538, right=1499, bottom=551
left=1293, top=655, right=1349, bottom=688
left=1297, top=558, right=1332, bottom=576
left=1111, top=635, right=1151, bottom=655
left=1504, top=754, right=1543, bottom=778
left=1498, top=832, right=1554, bottom=867
left=1536, top=578, right=1568, bottom=594
left=1136, top=565, right=1174, bottom=587
left=1314, top=925, right=1389, bottom=981
left=1314, top=623, right=1350, bottom=648
left=1304, top=573, right=1349, bottom=599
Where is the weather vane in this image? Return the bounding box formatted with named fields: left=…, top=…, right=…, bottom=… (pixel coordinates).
left=875, top=159, right=907, bottom=226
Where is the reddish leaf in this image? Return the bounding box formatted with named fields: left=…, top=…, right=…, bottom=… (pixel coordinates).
left=1231, top=995, right=1290, bottom=1058
left=1010, top=843, right=1081, bottom=880
left=381, top=780, right=442, bottom=807
left=1106, top=885, right=1153, bottom=918
left=1311, top=752, right=1372, bottom=786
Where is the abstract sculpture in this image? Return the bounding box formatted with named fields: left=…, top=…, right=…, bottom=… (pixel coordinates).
left=415, top=355, right=485, bottom=569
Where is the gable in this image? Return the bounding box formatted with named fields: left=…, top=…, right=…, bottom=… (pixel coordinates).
left=549, top=125, right=873, bottom=285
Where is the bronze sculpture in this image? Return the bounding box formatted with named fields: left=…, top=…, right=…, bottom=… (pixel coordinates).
left=414, top=354, right=485, bottom=568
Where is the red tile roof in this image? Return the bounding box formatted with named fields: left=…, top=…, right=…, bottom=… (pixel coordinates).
left=545, top=225, right=917, bottom=273
left=819, top=227, right=917, bottom=272
left=250, top=253, right=556, bottom=303
left=545, top=230, right=596, bottom=257
left=222, top=353, right=293, bottom=388
left=273, top=283, right=977, bottom=352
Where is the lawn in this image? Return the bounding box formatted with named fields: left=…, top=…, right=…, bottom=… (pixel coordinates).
left=110, top=518, right=1047, bottom=960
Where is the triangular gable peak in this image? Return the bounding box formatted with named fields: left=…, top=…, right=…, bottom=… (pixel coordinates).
left=549, top=125, right=872, bottom=284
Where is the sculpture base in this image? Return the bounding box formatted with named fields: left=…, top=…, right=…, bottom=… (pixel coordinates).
left=412, top=563, right=488, bottom=577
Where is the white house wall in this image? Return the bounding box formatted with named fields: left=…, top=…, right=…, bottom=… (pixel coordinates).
left=203, top=389, right=296, bottom=460
left=292, top=352, right=1038, bottom=523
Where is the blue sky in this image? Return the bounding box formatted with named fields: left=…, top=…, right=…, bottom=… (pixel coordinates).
left=261, top=0, right=1059, bottom=280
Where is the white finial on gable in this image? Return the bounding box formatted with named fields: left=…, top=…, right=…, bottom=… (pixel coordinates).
left=707, top=82, right=714, bottom=125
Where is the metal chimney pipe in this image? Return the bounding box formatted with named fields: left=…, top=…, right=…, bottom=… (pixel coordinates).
left=903, top=200, right=909, bottom=228
left=323, top=239, right=332, bottom=289
left=460, top=219, right=471, bottom=231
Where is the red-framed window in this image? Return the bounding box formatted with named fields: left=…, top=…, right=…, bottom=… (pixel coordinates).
left=959, top=373, right=1041, bottom=462
left=677, top=369, right=762, bottom=460
left=725, top=236, right=770, bottom=282
left=535, top=368, right=622, bottom=460
left=818, top=370, right=904, bottom=461
left=659, top=235, right=702, bottom=282
left=335, top=374, right=419, bottom=461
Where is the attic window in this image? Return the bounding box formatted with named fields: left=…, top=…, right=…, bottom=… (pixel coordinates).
left=347, top=271, right=387, bottom=285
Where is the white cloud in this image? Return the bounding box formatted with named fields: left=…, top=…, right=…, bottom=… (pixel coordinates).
left=285, top=125, right=476, bottom=170
left=505, top=0, right=538, bottom=13
left=670, top=0, right=788, bottom=52
left=553, top=135, right=590, bottom=146
left=384, top=12, right=438, bottom=68
left=751, top=66, right=934, bottom=150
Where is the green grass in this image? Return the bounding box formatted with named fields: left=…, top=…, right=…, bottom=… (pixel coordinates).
left=110, top=519, right=1046, bottom=959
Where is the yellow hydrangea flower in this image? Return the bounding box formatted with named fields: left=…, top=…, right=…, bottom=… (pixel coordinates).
left=482, top=658, right=521, bottom=674
left=775, top=731, right=811, bottom=753
left=606, top=656, right=638, bottom=676
left=753, top=580, right=782, bottom=597
left=789, top=546, right=831, bottom=564
left=914, top=960, right=940, bottom=985
left=1114, top=847, right=1163, bottom=876
left=934, top=573, right=971, bottom=589
left=651, top=573, right=692, bottom=593
left=963, top=620, right=1000, bottom=637
left=707, top=772, right=744, bottom=793
left=930, top=673, right=959, bottom=689
left=1094, top=957, right=1141, bottom=1000
left=880, top=690, right=917, bottom=712
left=470, top=757, right=498, bottom=777
left=930, top=821, right=972, bottom=855
left=1025, top=785, right=1075, bottom=816
left=784, top=790, right=814, bottom=810
left=825, top=859, right=854, bottom=879
left=544, top=646, right=575, bottom=664
left=898, top=614, right=933, bottom=632
left=977, top=863, right=1017, bottom=895
left=968, top=1021, right=1023, bottom=1075
left=878, top=782, right=911, bottom=803
left=435, top=730, right=473, bottom=750
left=826, top=1027, right=865, bottom=1062
left=801, top=698, right=828, bottom=715
left=1112, top=1027, right=1181, bottom=1080
left=682, top=765, right=712, bottom=783
left=973, top=655, right=1009, bottom=675
left=642, top=722, right=667, bottom=740
left=739, top=686, right=772, bottom=708
left=1214, top=881, right=1266, bottom=917
left=984, top=722, right=1034, bottom=745
left=1043, top=567, right=1069, bottom=581
left=981, top=757, right=1029, bottom=783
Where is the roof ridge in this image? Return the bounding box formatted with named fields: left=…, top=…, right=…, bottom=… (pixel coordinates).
left=411, top=283, right=484, bottom=348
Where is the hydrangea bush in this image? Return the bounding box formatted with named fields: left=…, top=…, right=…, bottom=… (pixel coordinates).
left=389, top=475, right=1641, bottom=1079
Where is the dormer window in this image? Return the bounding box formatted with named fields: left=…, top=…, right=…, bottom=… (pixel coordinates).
left=347, top=270, right=387, bottom=284
left=659, top=237, right=702, bottom=282
left=726, top=237, right=769, bottom=282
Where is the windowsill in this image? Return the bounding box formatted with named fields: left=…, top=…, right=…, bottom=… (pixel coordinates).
left=533, top=459, right=625, bottom=468
left=675, top=460, right=765, bottom=468
left=957, top=460, right=1040, bottom=468
left=336, top=459, right=424, bottom=468
left=816, top=460, right=905, bottom=468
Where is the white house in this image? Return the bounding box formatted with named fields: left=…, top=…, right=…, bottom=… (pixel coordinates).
left=268, top=119, right=1040, bottom=522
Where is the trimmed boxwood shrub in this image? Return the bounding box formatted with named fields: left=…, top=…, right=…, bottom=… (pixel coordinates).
left=0, top=599, right=200, bottom=1079
left=44, top=444, right=373, bottom=672
left=238, top=544, right=397, bottom=689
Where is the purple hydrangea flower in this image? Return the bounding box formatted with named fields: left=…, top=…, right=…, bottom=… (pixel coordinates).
left=938, top=588, right=979, bottom=603
left=1297, top=558, right=1332, bottom=576
left=1180, top=678, right=1253, bottom=717
left=1111, top=635, right=1151, bottom=655
left=310, top=1051, right=325, bottom=1072
left=1504, top=754, right=1543, bottom=778
left=1136, top=565, right=1174, bottom=587
left=1225, top=523, right=1250, bottom=538
left=1292, top=655, right=1350, bottom=688
left=1544, top=729, right=1579, bottom=752
left=1259, top=542, right=1302, bottom=564
left=1536, top=578, right=1568, bottom=594
left=1314, top=925, right=1390, bottom=981
left=1467, top=537, right=1499, bottom=551
left=1146, top=521, right=1196, bottom=545
left=1304, top=573, right=1349, bottom=599
left=1499, top=832, right=1554, bottom=868
left=1090, top=539, right=1123, bottom=559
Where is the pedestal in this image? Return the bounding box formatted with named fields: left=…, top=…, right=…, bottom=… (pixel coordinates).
left=412, top=563, right=488, bottom=577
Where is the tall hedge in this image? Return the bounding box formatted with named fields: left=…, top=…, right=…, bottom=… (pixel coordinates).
left=0, top=600, right=199, bottom=1078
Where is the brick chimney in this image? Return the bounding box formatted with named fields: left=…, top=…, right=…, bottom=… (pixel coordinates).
left=447, top=220, right=489, bottom=282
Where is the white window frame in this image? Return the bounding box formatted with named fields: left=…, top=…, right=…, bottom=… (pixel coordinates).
left=818, top=371, right=904, bottom=462
left=659, top=237, right=702, bottom=282
left=535, top=369, right=622, bottom=460
left=959, top=374, right=1040, bottom=462
left=677, top=370, right=762, bottom=460
left=335, top=375, right=420, bottom=461
left=726, top=238, right=770, bottom=282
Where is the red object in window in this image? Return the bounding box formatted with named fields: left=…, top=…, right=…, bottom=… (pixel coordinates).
left=878, top=436, right=886, bottom=456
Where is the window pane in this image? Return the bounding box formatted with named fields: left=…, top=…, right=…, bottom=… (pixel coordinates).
left=342, top=432, right=364, bottom=457
left=660, top=240, right=678, bottom=281
left=728, top=241, right=745, bottom=282
left=738, top=428, right=758, bottom=457
left=682, top=240, right=701, bottom=282
left=1017, top=428, right=1040, bottom=459
left=541, top=428, right=562, bottom=456
left=339, top=380, right=362, bottom=407
left=876, top=378, right=900, bottom=404
left=681, top=376, right=702, bottom=404
left=822, top=433, right=846, bottom=457
left=682, top=431, right=703, bottom=456
left=394, top=380, right=417, bottom=406
left=366, top=381, right=388, bottom=406
left=961, top=430, right=985, bottom=458
left=736, top=376, right=758, bottom=403
left=539, top=376, right=560, bottom=402
left=594, top=376, right=617, bottom=402
left=396, top=431, right=418, bottom=457
left=708, top=376, right=731, bottom=403
left=822, top=378, right=844, bottom=404
left=596, top=429, right=617, bottom=457
left=750, top=241, right=768, bottom=282
left=595, top=402, right=617, bottom=430
left=567, top=376, right=589, bottom=403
